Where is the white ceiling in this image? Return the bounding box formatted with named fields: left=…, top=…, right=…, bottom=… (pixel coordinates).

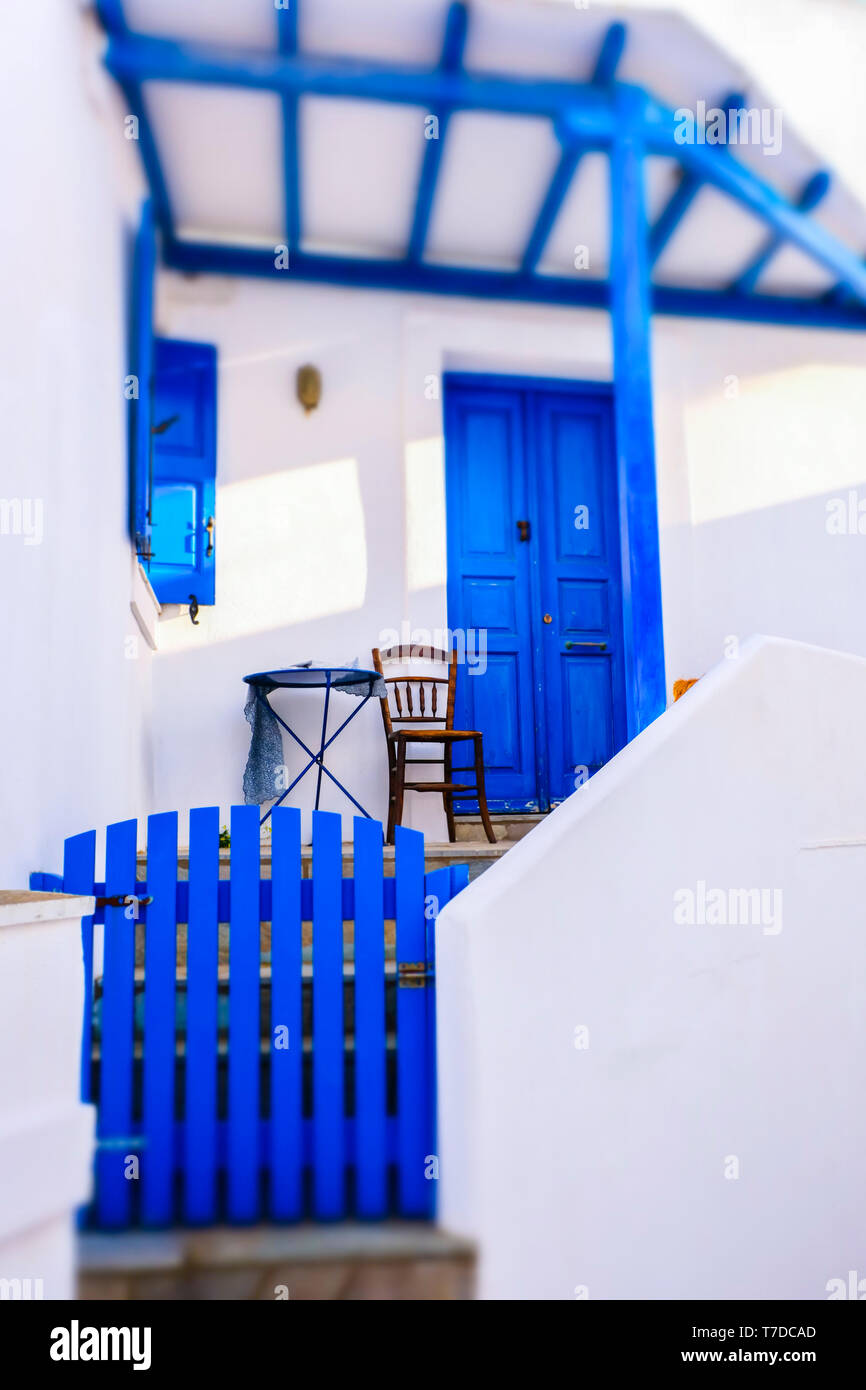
left=116, top=0, right=866, bottom=295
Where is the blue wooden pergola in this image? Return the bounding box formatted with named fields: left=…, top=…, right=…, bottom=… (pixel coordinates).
left=97, top=0, right=866, bottom=733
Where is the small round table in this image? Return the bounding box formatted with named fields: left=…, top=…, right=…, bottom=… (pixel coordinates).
left=243, top=666, right=382, bottom=824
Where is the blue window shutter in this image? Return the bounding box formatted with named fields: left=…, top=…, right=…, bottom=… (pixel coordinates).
left=149, top=338, right=218, bottom=606
left=129, top=200, right=156, bottom=561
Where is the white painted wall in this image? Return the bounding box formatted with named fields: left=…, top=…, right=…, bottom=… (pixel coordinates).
left=0, top=4, right=153, bottom=886
left=654, top=318, right=866, bottom=683
left=2, top=1, right=865, bottom=864
left=152, top=271, right=866, bottom=836
left=0, top=893, right=95, bottom=1300
left=436, top=635, right=866, bottom=1299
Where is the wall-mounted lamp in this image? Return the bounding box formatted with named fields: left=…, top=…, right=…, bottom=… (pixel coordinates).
left=296, top=364, right=322, bottom=414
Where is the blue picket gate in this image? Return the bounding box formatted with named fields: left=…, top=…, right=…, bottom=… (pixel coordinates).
left=31, top=806, right=467, bottom=1229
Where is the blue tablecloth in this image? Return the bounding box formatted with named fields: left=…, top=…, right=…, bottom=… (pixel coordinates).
left=242, top=663, right=385, bottom=806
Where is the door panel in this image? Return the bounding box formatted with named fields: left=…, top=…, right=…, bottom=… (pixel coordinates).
left=151, top=483, right=197, bottom=567
left=557, top=578, right=609, bottom=633
left=561, top=655, right=615, bottom=774
left=467, top=653, right=524, bottom=772
left=548, top=412, right=606, bottom=561
left=444, top=388, right=539, bottom=808
left=462, top=576, right=518, bottom=634
left=533, top=391, right=626, bottom=801
left=445, top=377, right=628, bottom=812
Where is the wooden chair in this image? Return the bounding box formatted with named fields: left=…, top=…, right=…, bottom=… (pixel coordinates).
left=371, top=645, right=497, bottom=845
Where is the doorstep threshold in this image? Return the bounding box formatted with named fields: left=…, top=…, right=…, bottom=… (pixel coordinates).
left=138, top=843, right=508, bottom=863
left=78, top=1222, right=475, bottom=1273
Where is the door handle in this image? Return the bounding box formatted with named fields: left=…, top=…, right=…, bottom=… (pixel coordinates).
left=564, top=640, right=607, bottom=651
left=517, top=520, right=531, bottom=542
left=205, top=515, right=215, bottom=558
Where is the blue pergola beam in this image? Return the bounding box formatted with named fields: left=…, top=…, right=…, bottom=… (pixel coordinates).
left=645, top=99, right=866, bottom=305
left=104, top=31, right=618, bottom=135
left=731, top=170, right=831, bottom=294
left=276, top=5, right=301, bottom=253
left=593, top=21, right=628, bottom=85
left=648, top=92, right=744, bottom=266
left=407, top=3, right=469, bottom=263
left=653, top=284, right=865, bottom=329
left=162, top=239, right=866, bottom=329
left=829, top=262, right=866, bottom=307
left=609, top=89, right=666, bottom=735
left=97, top=2, right=175, bottom=240
left=520, top=22, right=626, bottom=275
left=96, top=0, right=127, bottom=35
left=105, top=27, right=866, bottom=319
left=130, top=199, right=156, bottom=556
left=520, top=145, right=584, bottom=274
left=648, top=173, right=700, bottom=265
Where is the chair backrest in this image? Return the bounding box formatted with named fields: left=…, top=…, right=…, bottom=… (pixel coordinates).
left=371, top=645, right=457, bottom=738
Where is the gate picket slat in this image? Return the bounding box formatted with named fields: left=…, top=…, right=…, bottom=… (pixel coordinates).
left=142, top=811, right=178, bottom=1225
left=353, top=816, right=386, bottom=1218
left=98, top=818, right=139, bottom=1228
left=312, top=810, right=345, bottom=1218
left=449, top=863, right=470, bottom=897
left=424, top=864, right=452, bottom=1216
left=184, top=806, right=220, bottom=1224
left=228, top=805, right=261, bottom=1221
left=395, top=825, right=431, bottom=1217
left=270, top=806, right=303, bottom=1219
left=62, top=830, right=97, bottom=1107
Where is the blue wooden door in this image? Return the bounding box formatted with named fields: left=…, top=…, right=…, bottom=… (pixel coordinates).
left=532, top=389, right=627, bottom=802
left=149, top=339, right=217, bottom=605
left=444, top=385, right=540, bottom=808
left=445, top=376, right=627, bottom=811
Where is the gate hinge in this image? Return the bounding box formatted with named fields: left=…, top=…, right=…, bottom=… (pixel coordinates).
left=397, top=961, right=434, bottom=988
left=95, top=894, right=153, bottom=909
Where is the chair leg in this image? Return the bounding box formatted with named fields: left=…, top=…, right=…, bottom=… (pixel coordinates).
left=385, top=759, right=396, bottom=845
left=391, top=740, right=406, bottom=842
left=443, top=744, right=456, bottom=843
left=473, top=735, right=497, bottom=844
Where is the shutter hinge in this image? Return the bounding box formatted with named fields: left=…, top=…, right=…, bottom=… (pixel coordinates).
left=135, top=533, right=153, bottom=563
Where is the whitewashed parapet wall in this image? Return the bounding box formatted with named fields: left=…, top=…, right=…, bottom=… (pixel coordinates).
left=436, top=636, right=866, bottom=1299
left=0, top=892, right=95, bottom=1300
left=0, top=4, right=152, bottom=887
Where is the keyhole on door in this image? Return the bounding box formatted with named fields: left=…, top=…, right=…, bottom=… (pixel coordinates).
left=517, top=519, right=531, bottom=542
left=543, top=613, right=552, bottom=625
